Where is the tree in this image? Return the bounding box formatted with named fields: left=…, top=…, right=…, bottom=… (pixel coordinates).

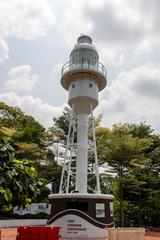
left=0, top=137, right=46, bottom=213
left=95, top=123, right=153, bottom=226
left=37, top=162, right=62, bottom=194
left=0, top=102, right=46, bottom=161
left=128, top=122, right=154, bottom=139
left=0, top=103, right=59, bottom=214
left=125, top=123, right=160, bottom=226
left=50, top=107, right=71, bottom=142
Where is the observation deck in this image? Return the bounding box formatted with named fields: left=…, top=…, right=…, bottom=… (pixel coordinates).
left=61, top=60, right=107, bottom=91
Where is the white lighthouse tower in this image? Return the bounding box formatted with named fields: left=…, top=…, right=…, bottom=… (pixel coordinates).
left=48, top=35, right=114, bottom=239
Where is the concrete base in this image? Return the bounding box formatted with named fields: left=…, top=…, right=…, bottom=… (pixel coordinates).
left=47, top=193, right=114, bottom=239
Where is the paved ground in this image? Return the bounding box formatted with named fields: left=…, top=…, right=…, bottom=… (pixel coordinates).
left=145, top=237, right=160, bottom=240
left=0, top=228, right=160, bottom=240
left=0, top=228, right=17, bottom=240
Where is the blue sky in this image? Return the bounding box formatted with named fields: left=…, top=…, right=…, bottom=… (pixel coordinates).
left=0, top=0, right=160, bottom=132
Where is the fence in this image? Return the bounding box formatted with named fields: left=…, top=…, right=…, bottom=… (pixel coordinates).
left=108, top=228, right=145, bottom=240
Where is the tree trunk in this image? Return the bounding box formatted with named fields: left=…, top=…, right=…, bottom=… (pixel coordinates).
left=119, top=167, right=124, bottom=227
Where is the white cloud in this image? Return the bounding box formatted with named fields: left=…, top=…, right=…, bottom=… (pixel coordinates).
left=97, top=43, right=124, bottom=66
left=0, top=37, right=9, bottom=65
left=0, top=0, right=56, bottom=64
left=79, top=0, right=160, bottom=65
left=96, top=63, right=160, bottom=132
left=52, top=62, right=62, bottom=79
left=56, top=1, right=93, bottom=47
left=0, top=92, right=63, bottom=128
left=5, top=65, right=39, bottom=92
left=0, top=0, right=56, bottom=40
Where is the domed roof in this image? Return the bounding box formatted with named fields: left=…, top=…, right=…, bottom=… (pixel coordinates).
left=70, top=35, right=98, bottom=57
left=77, top=35, right=92, bottom=44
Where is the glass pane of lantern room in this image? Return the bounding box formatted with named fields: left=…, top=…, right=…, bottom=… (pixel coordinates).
left=79, top=49, right=86, bottom=65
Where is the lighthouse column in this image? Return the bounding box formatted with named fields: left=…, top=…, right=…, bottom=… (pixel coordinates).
left=47, top=35, right=114, bottom=238
left=76, top=113, right=88, bottom=193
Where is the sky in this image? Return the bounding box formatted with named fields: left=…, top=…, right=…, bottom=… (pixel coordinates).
left=0, top=0, right=160, bottom=132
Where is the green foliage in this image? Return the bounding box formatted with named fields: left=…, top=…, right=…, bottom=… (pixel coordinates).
left=0, top=137, right=15, bottom=161
left=0, top=102, right=44, bottom=129
left=15, top=142, right=43, bottom=160
left=0, top=103, right=52, bottom=214
left=95, top=124, right=152, bottom=173
left=37, top=160, right=62, bottom=194
left=128, top=122, right=154, bottom=138
left=0, top=143, right=46, bottom=213
left=51, top=107, right=71, bottom=141
left=0, top=102, right=46, bottom=161
left=101, top=123, right=160, bottom=227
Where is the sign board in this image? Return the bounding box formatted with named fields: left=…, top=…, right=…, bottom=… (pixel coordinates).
left=52, top=214, right=108, bottom=238
left=96, top=203, right=105, bottom=218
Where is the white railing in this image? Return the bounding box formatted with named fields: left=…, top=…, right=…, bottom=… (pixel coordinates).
left=61, top=61, right=107, bottom=78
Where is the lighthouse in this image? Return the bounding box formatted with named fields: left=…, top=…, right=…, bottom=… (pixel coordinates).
left=47, top=35, right=114, bottom=239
